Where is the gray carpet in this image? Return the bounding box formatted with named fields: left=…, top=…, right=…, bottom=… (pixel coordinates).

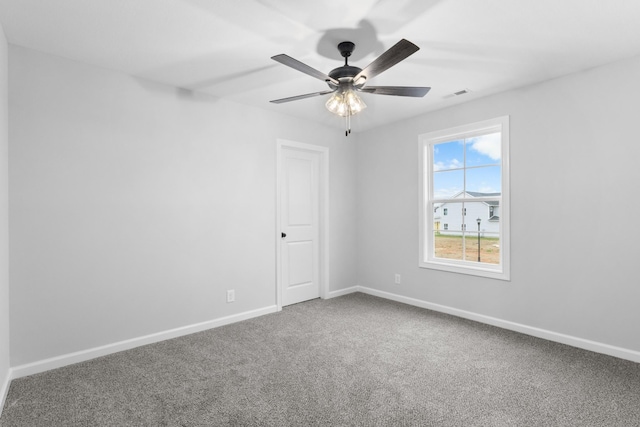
left=1, top=293, right=639, bottom=426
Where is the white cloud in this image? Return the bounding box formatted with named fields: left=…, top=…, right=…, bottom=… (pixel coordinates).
left=434, top=186, right=462, bottom=198
left=469, top=133, right=501, bottom=160
left=434, top=158, right=462, bottom=171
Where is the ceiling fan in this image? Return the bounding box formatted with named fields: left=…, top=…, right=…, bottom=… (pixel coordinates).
left=270, top=39, right=430, bottom=136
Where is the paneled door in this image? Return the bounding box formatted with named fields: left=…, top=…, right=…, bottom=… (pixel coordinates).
left=278, top=143, right=325, bottom=307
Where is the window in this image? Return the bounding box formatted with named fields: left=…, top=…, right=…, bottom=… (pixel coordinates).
left=419, top=116, right=510, bottom=280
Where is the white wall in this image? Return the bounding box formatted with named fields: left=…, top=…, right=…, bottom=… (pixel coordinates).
left=8, top=40, right=640, bottom=372
left=0, top=21, right=11, bottom=404
left=357, top=54, right=640, bottom=354
left=8, top=46, right=357, bottom=366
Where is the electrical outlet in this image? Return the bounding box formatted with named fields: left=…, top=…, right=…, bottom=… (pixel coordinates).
left=226, top=289, right=235, bottom=303
left=394, top=274, right=401, bottom=285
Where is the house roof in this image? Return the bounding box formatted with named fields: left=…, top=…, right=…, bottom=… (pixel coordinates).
left=465, top=192, right=501, bottom=198
left=438, top=191, right=500, bottom=207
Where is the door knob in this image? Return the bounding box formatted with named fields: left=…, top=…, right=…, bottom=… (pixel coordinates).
left=281, top=232, right=287, bottom=238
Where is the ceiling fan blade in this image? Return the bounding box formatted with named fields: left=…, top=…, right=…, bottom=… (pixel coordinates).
left=270, top=90, right=335, bottom=104
left=359, top=86, right=431, bottom=97
left=271, top=54, right=339, bottom=86
left=353, top=39, right=420, bottom=84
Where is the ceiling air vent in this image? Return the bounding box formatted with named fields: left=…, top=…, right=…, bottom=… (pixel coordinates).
left=453, top=89, right=470, bottom=96
left=443, top=89, right=472, bottom=99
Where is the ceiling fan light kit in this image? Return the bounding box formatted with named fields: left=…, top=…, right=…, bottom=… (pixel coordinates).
left=270, top=39, right=430, bottom=136
left=325, top=90, right=366, bottom=136
left=325, top=90, right=366, bottom=117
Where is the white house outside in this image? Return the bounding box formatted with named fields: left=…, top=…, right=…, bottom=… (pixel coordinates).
left=434, top=191, right=500, bottom=237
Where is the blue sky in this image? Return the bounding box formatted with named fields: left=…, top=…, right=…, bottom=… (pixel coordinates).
left=432, top=133, right=501, bottom=199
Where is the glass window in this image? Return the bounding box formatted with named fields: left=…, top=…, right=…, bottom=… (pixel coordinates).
left=419, top=117, right=510, bottom=280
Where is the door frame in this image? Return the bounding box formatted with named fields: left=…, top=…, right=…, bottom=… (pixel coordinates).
left=276, top=139, right=329, bottom=311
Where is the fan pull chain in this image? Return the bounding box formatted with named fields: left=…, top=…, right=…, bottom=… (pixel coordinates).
left=345, top=114, right=349, bottom=136
left=345, top=110, right=352, bottom=137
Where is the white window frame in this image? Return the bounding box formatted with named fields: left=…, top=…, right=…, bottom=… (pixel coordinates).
left=418, top=116, right=510, bottom=280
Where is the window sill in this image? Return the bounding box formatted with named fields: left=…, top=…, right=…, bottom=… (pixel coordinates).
left=419, top=259, right=510, bottom=281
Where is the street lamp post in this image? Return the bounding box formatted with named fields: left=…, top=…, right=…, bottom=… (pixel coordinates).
left=476, top=218, right=481, bottom=262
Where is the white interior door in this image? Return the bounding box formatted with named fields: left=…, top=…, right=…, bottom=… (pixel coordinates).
left=279, top=146, right=321, bottom=306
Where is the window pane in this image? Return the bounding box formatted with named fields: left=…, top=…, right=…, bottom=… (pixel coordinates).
left=465, top=133, right=501, bottom=167
left=434, top=202, right=463, bottom=229
left=463, top=200, right=500, bottom=265
left=433, top=169, right=463, bottom=199
left=465, top=231, right=500, bottom=264
left=433, top=140, right=464, bottom=171
left=434, top=232, right=463, bottom=260
left=466, top=165, right=501, bottom=194
left=434, top=202, right=464, bottom=260
left=463, top=201, right=487, bottom=222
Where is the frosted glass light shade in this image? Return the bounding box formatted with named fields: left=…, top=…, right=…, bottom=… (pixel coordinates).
left=325, top=89, right=366, bottom=117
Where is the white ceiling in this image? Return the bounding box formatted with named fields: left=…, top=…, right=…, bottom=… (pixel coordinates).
left=2, top=0, right=640, bottom=132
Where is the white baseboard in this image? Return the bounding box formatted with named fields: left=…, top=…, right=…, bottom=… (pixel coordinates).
left=325, top=286, right=358, bottom=299
left=0, top=367, right=12, bottom=417
left=7, top=286, right=639, bottom=386
left=11, top=305, right=278, bottom=380
left=357, top=286, right=640, bottom=364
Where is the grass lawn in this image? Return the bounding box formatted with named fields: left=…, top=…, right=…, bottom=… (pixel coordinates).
left=434, top=234, right=500, bottom=264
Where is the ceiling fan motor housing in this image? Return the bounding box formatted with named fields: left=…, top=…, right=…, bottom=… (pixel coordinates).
left=328, top=65, right=362, bottom=81
left=327, top=41, right=363, bottom=87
